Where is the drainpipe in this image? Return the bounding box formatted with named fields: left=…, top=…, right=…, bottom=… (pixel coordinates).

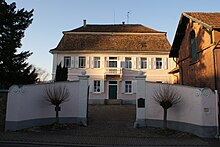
left=213, top=40, right=220, bottom=138
left=172, top=57, right=184, bottom=85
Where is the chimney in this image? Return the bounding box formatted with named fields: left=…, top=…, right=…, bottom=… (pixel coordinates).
left=83, top=19, right=86, bottom=27
left=122, top=21, right=125, bottom=25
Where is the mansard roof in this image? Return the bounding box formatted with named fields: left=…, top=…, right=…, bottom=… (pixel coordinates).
left=51, top=24, right=171, bottom=53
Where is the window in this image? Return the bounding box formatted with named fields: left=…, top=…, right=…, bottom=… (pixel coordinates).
left=190, top=30, right=197, bottom=62
left=79, top=56, right=86, bottom=68
left=125, top=81, right=132, bottom=93
left=156, top=58, right=162, bottom=69
left=64, top=56, right=71, bottom=68
left=94, top=80, right=101, bottom=93
left=108, top=57, right=117, bottom=68
left=94, top=57, right=100, bottom=68
left=141, top=57, right=147, bottom=69
left=125, top=57, right=132, bottom=69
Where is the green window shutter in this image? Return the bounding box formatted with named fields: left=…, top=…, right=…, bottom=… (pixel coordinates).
left=190, top=31, right=197, bottom=62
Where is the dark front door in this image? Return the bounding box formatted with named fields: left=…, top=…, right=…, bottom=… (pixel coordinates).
left=109, top=81, right=117, bottom=99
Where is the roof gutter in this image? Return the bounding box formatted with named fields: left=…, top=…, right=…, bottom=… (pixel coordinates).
left=49, top=50, right=170, bottom=55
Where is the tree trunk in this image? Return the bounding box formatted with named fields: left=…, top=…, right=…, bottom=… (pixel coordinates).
left=55, top=106, right=61, bottom=124
left=163, top=108, right=168, bottom=129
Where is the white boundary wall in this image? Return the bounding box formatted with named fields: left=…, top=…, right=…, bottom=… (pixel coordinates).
left=135, top=75, right=218, bottom=138
left=5, top=74, right=89, bottom=131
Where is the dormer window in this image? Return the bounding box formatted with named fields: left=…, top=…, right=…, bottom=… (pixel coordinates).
left=80, top=41, right=85, bottom=48
left=190, top=30, right=197, bottom=62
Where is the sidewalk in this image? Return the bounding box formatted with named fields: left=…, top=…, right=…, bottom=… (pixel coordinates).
left=0, top=105, right=219, bottom=146
left=0, top=131, right=210, bottom=147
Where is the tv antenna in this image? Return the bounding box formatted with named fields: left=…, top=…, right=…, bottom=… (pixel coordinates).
left=114, top=9, right=116, bottom=24
left=127, top=11, right=131, bottom=24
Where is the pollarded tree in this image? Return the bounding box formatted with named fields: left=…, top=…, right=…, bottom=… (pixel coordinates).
left=152, top=84, right=181, bottom=129
left=44, top=84, right=70, bottom=124
left=0, top=0, right=38, bottom=89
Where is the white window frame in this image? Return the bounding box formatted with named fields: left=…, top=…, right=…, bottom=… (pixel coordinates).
left=79, top=56, right=86, bottom=68
left=64, top=56, right=71, bottom=68
left=156, top=58, right=162, bottom=69
left=108, top=57, right=118, bottom=68
left=141, top=57, right=147, bottom=69
left=94, top=57, right=100, bottom=68
left=125, top=57, right=132, bottom=69
left=94, top=80, right=101, bottom=93
left=125, top=81, right=132, bottom=94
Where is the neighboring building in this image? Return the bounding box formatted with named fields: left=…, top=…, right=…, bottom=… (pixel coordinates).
left=169, top=12, right=220, bottom=94
left=50, top=20, right=175, bottom=104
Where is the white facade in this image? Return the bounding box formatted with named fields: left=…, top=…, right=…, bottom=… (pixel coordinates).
left=52, top=52, right=176, bottom=104
left=50, top=23, right=175, bottom=103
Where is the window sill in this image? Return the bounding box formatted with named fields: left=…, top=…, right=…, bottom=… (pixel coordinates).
left=93, top=92, right=101, bottom=94
left=124, top=93, right=133, bottom=95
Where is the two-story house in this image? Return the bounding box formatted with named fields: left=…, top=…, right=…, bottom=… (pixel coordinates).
left=50, top=20, right=175, bottom=104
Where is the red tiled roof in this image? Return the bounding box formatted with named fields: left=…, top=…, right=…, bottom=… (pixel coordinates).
left=51, top=24, right=170, bottom=53
left=51, top=33, right=171, bottom=52
left=67, top=24, right=162, bottom=33
left=184, top=12, right=220, bottom=29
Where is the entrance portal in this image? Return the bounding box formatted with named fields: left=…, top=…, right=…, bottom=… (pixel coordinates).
left=108, top=81, right=117, bottom=99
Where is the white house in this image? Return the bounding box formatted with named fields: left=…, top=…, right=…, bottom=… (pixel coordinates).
left=50, top=20, right=176, bottom=104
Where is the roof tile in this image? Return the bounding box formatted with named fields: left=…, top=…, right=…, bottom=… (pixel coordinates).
left=184, top=12, right=220, bottom=28
left=51, top=24, right=170, bottom=53
left=52, top=33, right=170, bottom=52
left=67, top=24, right=162, bottom=33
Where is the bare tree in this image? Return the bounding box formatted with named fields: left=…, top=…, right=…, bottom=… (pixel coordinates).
left=152, top=84, right=181, bottom=129
left=44, top=84, right=70, bottom=124
left=35, top=66, right=50, bottom=82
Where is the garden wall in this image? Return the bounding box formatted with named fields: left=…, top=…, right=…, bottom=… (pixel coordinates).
left=5, top=74, right=89, bottom=131
left=135, top=75, right=218, bottom=138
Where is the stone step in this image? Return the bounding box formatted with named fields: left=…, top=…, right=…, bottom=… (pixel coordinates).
left=104, top=99, right=122, bottom=105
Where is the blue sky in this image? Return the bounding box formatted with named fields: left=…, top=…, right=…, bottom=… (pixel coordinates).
left=5, top=0, right=220, bottom=79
